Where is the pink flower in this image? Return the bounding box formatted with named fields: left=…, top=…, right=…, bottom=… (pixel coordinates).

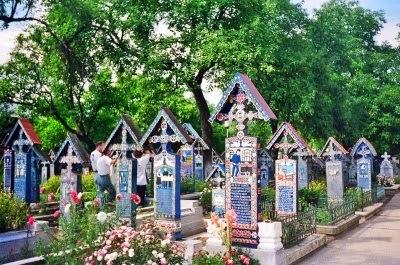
left=70, top=191, right=80, bottom=205
left=130, top=193, right=141, bottom=205
left=47, top=192, right=55, bottom=202
left=116, top=193, right=123, bottom=201
left=225, top=209, right=237, bottom=225
left=33, top=203, right=41, bottom=210
left=52, top=210, right=61, bottom=219
left=243, top=257, right=250, bottom=265
left=27, top=215, right=36, bottom=225
left=227, top=259, right=234, bottom=265
left=39, top=187, right=45, bottom=194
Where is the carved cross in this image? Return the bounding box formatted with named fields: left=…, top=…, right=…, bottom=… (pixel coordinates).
left=60, top=146, right=81, bottom=179
left=381, top=152, right=391, bottom=161
left=111, top=125, right=135, bottom=159
left=225, top=90, right=262, bottom=139
left=325, top=141, right=343, bottom=161
left=357, top=146, right=371, bottom=159
left=150, top=120, right=179, bottom=152
left=274, top=132, right=298, bottom=159
left=13, top=130, right=30, bottom=153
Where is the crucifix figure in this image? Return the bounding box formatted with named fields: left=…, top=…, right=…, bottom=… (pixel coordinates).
left=150, top=120, right=179, bottom=153
left=325, top=141, right=343, bottom=162
left=381, top=152, right=391, bottom=161
left=274, top=132, right=298, bottom=159
left=225, top=89, right=262, bottom=139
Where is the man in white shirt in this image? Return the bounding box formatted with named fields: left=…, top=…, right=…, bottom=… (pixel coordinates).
left=96, top=149, right=117, bottom=203
left=134, top=148, right=153, bottom=207
left=90, top=141, right=104, bottom=173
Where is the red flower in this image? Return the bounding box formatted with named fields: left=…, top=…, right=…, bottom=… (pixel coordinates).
left=52, top=210, right=61, bottom=219
left=47, top=192, right=55, bottom=202
left=130, top=193, right=141, bottom=205
left=39, top=187, right=45, bottom=194
left=27, top=215, right=36, bottom=226
left=116, top=193, right=123, bottom=201
left=70, top=191, right=80, bottom=205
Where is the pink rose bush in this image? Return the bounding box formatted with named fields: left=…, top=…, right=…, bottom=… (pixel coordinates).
left=85, top=219, right=185, bottom=265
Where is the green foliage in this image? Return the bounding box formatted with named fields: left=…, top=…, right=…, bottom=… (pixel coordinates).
left=193, top=250, right=260, bottom=265
left=82, top=172, right=97, bottom=201
left=298, top=180, right=327, bottom=210
left=180, top=177, right=208, bottom=194
left=345, top=187, right=363, bottom=209
left=0, top=0, right=399, bottom=155
left=36, top=204, right=118, bottom=264
left=200, top=187, right=212, bottom=213
left=0, top=192, right=28, bottom=232
left=33, top=117, right=66, bottom=152
left=395, top=176, right=400, bottom=185
left=261, top=186, right=275, bottom=202
left=41, top=176, right=61, bottom=194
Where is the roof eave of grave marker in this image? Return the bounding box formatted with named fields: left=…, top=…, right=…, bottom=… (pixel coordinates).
left=54, top=133, right=90, bottom=164
left=4, top=118, right=41, bottom=147
left=266, top=122, right=316, bottom=156
left=104, top=114, right=142, bottom=151
left=182, top=123, right=210, bottom=150
left=319, top=137, right=349, bottom=157
left=140, top=108, right=193, bottom=146
left=350, top=137, right=377, bottom=157
left=208, top=72, right=277, bottom=123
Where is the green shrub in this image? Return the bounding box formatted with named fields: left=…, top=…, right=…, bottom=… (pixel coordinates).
left=180, top=177, right=207, bottom=194
left=0, top=191, right=28, bottom=232
left=345, top=187, right=363, bottom=209
left=82, top=172, right=97, bottom=201
left=41, top=176, right=61, bottom=194
left=395, top=176, right=400, bottom=184
left=261, top=187, right=275, bottom=202
left=299, top=180, right=327, bottom=207
left=200, top=187, right=212, bottom=213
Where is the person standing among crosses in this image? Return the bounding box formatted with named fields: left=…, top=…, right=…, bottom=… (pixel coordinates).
left=134, top=148, right=154, bottom=207
left=90, top=141, right=104, bottom=175
left=96, top=149, right=117, bottom=202
left=231, top=149, right=241, bottom=177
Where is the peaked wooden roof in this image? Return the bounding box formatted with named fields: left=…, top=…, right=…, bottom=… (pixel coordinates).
left=350, top=137, right=377, bottom=157
left=182, top=123, right=210, bottom=150
left=54, top=133, right=90, bottom=164
left=209, top=72, right=277, bottom=123
left=140, top=108, right=192, bottom=146
left=4, top=118, right=41, bottom=146
left=266, top=122, right=316, bottom=155
left=319, top=137, right=349, bottom=157
left=104, top=114, right=142, bottom=151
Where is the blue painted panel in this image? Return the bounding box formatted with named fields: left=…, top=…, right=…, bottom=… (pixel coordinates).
left=14, top=153, right=27, bottom=201
left=29, top=153, right=40, bottom=203
left=277, top=186, right=294, bottom=213
left=116, top=159, right=138, bottom=220
left=194, top=154, right=204, bottom=180
left=3, top=150, right=14, bottom=192
left=357, top=158, right=371, bottom=191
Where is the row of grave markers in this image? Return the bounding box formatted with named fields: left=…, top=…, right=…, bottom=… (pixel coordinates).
left=3, top=72, right=399, bottom=250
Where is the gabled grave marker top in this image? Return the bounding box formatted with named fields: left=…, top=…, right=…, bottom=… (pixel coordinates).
left=350, top=137, right=377, bottom=158
left=320, top=137, right=348, bottom=161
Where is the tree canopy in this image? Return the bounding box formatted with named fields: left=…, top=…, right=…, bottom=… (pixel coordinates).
left=0, top=0, right=399, bottom=155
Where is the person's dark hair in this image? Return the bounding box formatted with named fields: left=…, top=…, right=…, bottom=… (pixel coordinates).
left=134, top=149, right=143, bottom=158
left=101, top=149, right=111, bottom=156
left=95, top=141, right=105, bottom=148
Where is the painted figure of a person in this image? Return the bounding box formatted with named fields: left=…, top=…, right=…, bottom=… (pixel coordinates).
left=231, top=149, right=241, bottom=177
